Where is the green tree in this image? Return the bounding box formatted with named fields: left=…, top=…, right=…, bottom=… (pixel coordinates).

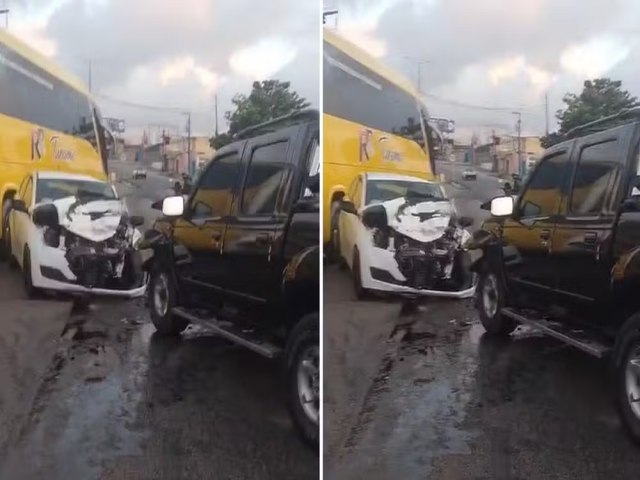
left=542, top=78, right=638, bottom=148
left=210, top=80, right=310, bottom=149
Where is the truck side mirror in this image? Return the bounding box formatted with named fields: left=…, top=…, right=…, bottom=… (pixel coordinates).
left=490, top=196, right=514, bottom=217
left=162, top=196, right=185, bottom=217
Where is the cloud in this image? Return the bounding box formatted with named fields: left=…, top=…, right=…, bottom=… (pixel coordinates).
left=10, top=0, right=318, bottom=139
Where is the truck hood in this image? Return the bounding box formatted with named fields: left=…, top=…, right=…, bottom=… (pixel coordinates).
left=50, top=197, right=126, bottom=242
left=380, top=197, right=455, bottom=244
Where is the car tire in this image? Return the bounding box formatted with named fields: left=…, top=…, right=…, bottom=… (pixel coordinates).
left=148, top=266, right=188, bottom=336
left=285, top=312, right=319, bottom=447
left=476, top=265, right=515, bottom=336
left=23, top=246, right=42, bottom=299
left=614, top=313, right=640, bottom=444
left=328, top=200, right=342, bottom=264
left=352, top=248, right=370, bottom=300
left=0, top=199, right=11, bottom=262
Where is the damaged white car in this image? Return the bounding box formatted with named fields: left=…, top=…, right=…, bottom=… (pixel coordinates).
left=335, top=173, right=476, bottom=299
left=4, top=172, right=147, bottom=299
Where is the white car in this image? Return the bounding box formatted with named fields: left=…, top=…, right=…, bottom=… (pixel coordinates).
left=133, top=169, right=147, bottom=179
left=462, top=167, right=477, bottom=180
left=4, top=171, right=147, bottom=299
left=335, top=173, right=476, bottom=299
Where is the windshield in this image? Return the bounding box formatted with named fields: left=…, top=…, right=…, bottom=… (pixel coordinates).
left=366, top=180, right=446, bottom=204
left=36, top=178, right=116, bottom=204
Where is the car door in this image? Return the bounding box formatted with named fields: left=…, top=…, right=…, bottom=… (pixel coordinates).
left=11, top=175, right=34, bottom=266
left=552, top=128, right=631, bottom=304
left=172, top=146, right=244, bottom=304
left=502, top=148, right=571, bottom=300
left=339, top=175, right=363, bottom=269
left=222, top=127, right=300, bottom=309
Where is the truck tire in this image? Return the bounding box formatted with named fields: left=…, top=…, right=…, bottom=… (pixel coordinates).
left=148, top=266, right=188, bottom=336
left=614, top=313, right=640, bottom=443
left=476, top=265, right=515, bottom=336
left=286, top=312, right=319, bottom=447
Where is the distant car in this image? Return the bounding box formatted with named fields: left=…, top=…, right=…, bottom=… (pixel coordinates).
left=133, top=169, right=147, bottom=179
left=462, top=168, right=477, bottom=180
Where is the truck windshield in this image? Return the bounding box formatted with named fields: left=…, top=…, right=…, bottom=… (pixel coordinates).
left=36, top=178, right=116, bottom=203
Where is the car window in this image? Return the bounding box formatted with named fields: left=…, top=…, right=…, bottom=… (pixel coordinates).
left=240, top=141, right=291, bottom=216
left=189, top=152, right=242, bottom=219
left=518, top=151, right=569, bottom=218
left=23, top=177, right=33, bottom=208
left=569, top=140, right=619, bottom=216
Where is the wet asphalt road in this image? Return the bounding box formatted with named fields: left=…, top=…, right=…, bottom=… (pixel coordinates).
left=0, top=160, right=317, bottom=479
left=324, top=167, right=640, bottom=479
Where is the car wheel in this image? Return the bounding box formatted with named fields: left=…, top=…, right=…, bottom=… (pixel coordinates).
left=23, top=246, right=42, bottom=299
left=285, top=312, right=319, bottom=447
left=0, top=199, right=11, bottom=262
left=352, top=248, right=370, bottom=300
left=148, top=265, right=188, bottom=336
left=476, top=265, right=515, bottom=336
left=614, top=314, right=640, bottom=444
left=328, top=200, right=342, bottom=263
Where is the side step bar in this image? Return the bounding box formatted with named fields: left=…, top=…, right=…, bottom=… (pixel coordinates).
left=172, top=307, right=282, bottom=359
left=502, top=308, right=611, bottom=358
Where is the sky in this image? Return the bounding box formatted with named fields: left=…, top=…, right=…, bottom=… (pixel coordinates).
left=324, top=0, right=640, bottom=143
left=7, top=0, right=319, bottom=142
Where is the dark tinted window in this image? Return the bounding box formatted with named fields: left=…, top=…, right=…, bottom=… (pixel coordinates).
left=190, top=152, right=242, bottom=218
left=518, top=151, right=569, bottom=218
left=569, top=140, right=618, bottom=215
left=0, top=43, right=97, bottom=149
left=241, top=141, right=291, bottom=215
left=323, top=41, right=426, bottom=146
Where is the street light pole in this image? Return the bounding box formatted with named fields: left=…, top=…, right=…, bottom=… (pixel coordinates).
left=513, top=111, right=522, bottom=175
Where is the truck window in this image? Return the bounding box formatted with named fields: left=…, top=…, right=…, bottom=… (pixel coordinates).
left=190, top=152, right=241, bottom=219
left=518, top=151, right=569, bottom=218
left=240, top=141, right=291, bottom=216
left=569, top=140, right=619, bottom=216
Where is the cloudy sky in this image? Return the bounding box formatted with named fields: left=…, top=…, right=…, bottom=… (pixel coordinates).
left=325, top=0, right=640, bottom=142
left=7, top=0, right=319, bottom=142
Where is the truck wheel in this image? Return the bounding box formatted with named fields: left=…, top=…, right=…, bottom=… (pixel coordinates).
left=614, top=314, right=640, bottom=443
left=148, top=266, right=187, bottom=336
left=286, top=312, right=319, bottom=447
left=476, top=266, right=515, bottom=336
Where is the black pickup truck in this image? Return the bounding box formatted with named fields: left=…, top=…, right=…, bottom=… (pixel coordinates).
left=141, top=111, right=319, bottom=445
left=471, top=109, right=640, bottom=443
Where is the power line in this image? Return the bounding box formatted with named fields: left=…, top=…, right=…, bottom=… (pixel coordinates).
left=423, top=92, right=545, bottom=112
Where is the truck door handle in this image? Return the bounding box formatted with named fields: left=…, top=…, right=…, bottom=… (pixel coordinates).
left=584, top=232, right=598, bottom=245
left=539, top=229, right=550, bottom=241
left=255, top=233, right=271, bottom=245
left=211, top=231, right=222, bottom=241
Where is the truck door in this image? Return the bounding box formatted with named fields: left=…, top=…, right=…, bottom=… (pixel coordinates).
left=502, top=149, right=571, bottom=300
left=553, top=128, right=631, bottom=304
left=222, top=126, right=301, bottom=310
left=172, top=146, right=244, bottom=304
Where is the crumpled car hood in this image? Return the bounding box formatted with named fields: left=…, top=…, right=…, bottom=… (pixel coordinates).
left=50, top=197, right=126, bottom=242
left=380, top=197, right=455, bottom=243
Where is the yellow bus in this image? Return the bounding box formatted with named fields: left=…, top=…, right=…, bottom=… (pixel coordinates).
left=323, top=28, right=437, bottom=247
left=0, top=29, right=110, bottom=253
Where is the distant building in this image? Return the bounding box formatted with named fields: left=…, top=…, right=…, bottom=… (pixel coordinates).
left=466, top=135, right=544, bottom=175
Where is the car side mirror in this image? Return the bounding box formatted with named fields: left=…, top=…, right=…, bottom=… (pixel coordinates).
left=340, top=199, right=357, bottom=215
left=129, top=215, right=144, bottom=227
left=162, top=195, right=185, bottom=217
left=490, top=196, right=514, bottom=217
left=11, top=199, right=28, bottom=213
left=361, top=204, right=388, bottom=229
left=458, top=216, right=473, bottom=228
left=32, top=204, right=59, bottom=227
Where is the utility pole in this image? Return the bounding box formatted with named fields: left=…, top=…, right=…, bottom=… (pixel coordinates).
left=544, top=93, right=549, bottom=136
left=513, top=111, right=522, bottom=176
left=186, top=112, right=192, bottom=176
left=214, top=95, right=219, bottom=137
